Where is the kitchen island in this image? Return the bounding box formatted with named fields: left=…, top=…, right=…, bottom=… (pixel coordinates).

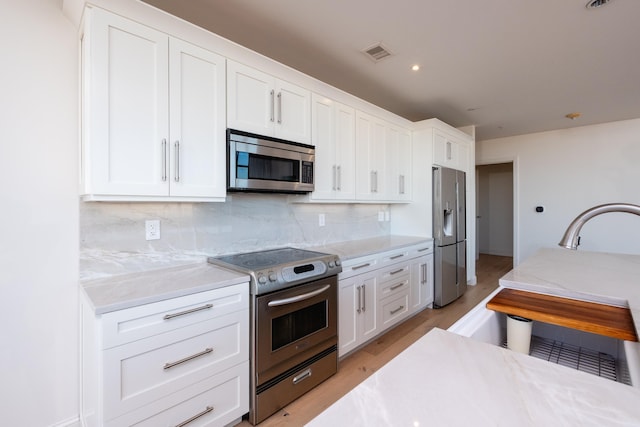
left=307, top=248, right=640, bottom=426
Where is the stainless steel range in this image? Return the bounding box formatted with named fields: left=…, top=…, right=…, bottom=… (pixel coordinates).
left=208, top=247, right=342, bottom=424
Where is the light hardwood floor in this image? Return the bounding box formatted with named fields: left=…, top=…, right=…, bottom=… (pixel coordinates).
left=239, top=254, right=513, bottom=427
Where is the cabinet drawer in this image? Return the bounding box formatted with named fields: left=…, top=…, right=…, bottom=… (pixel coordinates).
left=103, top=309, right=248, bottom=420
left=379, top=291, right=410, bottom=331
left=407, top=242, right=434, bottom=257
left=378, top=274, right=410, bottom=300
left=107, top=361, right=249, bottom=427
left=101, top=283, right=248, bottom=349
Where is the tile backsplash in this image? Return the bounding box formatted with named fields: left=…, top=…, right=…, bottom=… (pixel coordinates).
left=80, top=194, right=391, bottom=257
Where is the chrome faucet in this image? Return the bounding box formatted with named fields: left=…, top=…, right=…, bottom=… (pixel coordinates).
left=559, top=203, right=640, bottom=249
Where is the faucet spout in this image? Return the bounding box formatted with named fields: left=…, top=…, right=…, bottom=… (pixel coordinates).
left=559, top=203, right=640, bottom=250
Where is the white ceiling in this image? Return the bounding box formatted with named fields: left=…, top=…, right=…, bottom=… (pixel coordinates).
left=141, top=0, right=640, bottom=141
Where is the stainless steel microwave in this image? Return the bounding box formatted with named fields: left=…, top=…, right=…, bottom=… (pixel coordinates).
left=227, top=129, right=315, bottom=193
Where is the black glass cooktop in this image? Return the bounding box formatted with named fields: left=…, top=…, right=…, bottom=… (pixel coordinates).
left=210, top=247, right=329, bottom=272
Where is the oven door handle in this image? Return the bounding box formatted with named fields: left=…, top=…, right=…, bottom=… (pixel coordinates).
left=267, top=285, right=331, bottom=307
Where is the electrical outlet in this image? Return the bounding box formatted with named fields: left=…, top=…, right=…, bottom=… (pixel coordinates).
left=318, top=213, right=326, bottom=227
left=378, top=211, right=385, bottom=222
left=385, top=211, right=390, bottom=221
left=145, top=220, right=160, bottom=240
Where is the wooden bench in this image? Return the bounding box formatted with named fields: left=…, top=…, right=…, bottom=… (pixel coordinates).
left=486, top=288, right=638, bottom=342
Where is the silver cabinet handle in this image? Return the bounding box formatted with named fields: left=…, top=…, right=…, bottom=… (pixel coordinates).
left=174, top=140, right=180, bottom=182
left=390, top=282, right=405, bottom=291
left=270, top=90, right=275, bottom=122
left=356, top=285, right=362, bottom=314
left=390, top=254, right=405, bottom=260
left=163, top=304, right=213, bottom=320
left=418, top=247, right=430, bottom=252
left=399, top=174, right=405, bottom=194
left=293, top=368, right=312, bottom=385
left=277, top=92, right=282, bottom=124
left=446, top=141, right=452, bottom=160
left=352, top=262, right=371, bottom=270
left=421, top=263, right=427, bottom=284
left=267, top=284, right=331, bottom=307
left=161, top=139, right=167, bottom=182
left=370, top=171, right=375, bottom=193
left=389, top=268, right=404, bottom=275
left=164, top=347, right=213, bottom=370
left=390, top=305, right=405, bottom=315
left=374, top=171, right=378, bottom=192
left=337, top=165, right=342, bottom=191
left=361, top=284, right=366, bottom=312
left=332, top=165, right=337, bottom=191
left=174, top=406, right=214, bottom=427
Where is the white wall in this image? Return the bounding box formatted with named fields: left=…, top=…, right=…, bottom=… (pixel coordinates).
left=477, top=118, right=640, bottom=263
left=0, top=0, right=79, bottom=426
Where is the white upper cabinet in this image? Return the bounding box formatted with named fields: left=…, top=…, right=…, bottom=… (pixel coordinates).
left=227, top=60, right=311, bottom=144
left=386, top=125, right=412, bottom=202
left=82, top=8, right=226, bottom=201
left=433, top=129, right=469, bottom=172
left=169, top=38, right=226, bottom=198
left=311, top=94, right=356, bottom=200
left=355, top=111, right=387, bottom=200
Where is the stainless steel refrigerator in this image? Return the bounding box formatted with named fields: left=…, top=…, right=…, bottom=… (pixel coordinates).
left=433, top=166, right=467, bottom=308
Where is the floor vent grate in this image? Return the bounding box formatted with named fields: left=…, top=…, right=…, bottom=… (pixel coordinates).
left=502, top=335, right=631, bottom=385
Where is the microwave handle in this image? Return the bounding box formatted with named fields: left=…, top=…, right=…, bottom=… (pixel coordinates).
left=267, top=285, right=331, bottom=307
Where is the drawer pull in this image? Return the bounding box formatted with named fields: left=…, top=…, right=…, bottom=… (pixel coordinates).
left=164, top=348, right=213, bottom=370
left=390, top=305, right=405, bottom=315
left=418, top=247, right=431, bottom=252
left=163, top=304, right=213, bottom=320
left=390, top=282, right=405, bottom=291
left=352, top=262, right=371, bottom=270
left=389, top=268, right=404, bottom=275
left=174, top=406, right=214, bottom=427
left=293, top=368, right=312, bottom=385
left=390, top=254, right=404, bottom=260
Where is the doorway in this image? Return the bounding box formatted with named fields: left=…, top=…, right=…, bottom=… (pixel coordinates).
left=476, top=162, right=514, bottom=260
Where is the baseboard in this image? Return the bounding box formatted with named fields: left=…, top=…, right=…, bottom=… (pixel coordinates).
left=49, top=415, right=81, bottom=427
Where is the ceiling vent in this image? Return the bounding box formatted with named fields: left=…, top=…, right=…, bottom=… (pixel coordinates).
left=586, top=0, right=611, bottom=9
left=362, top=43, right=392, bottom=62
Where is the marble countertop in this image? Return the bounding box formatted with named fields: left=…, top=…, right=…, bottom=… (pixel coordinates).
left=308, top=328, right=640, bottom=426
left=500, top=248, right=640, bottom=334
left=307, top=235, right=432, bottom=262
left=82, top=262, right=249, bottom=314
left=310, top=247, right=640, bottom=425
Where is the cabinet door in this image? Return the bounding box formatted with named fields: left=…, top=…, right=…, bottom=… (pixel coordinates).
left=338, top=277, right=360, bottom=357
left=275, top=79, right=311, bottom=144
left=311, top=95, right=355, bottom=201
left=311, top=94, right=336, bottom=200
left=334, top=102, right=356, bottom=200
left=168, top=39, right=226, bottom=198
left=410, top=255, right=434, bottom=311
left=359, top=276, right=378, bottom=342
left=386, top=125, right=411, bottom=201
left=227, top=61, right=274, bottom=136
left=355, top=111, right=386, bottom=200
left=85, top=9, right=169, bottom=196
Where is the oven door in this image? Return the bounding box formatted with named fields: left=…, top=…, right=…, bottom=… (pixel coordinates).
left=255, top=276, right=337, bottom=385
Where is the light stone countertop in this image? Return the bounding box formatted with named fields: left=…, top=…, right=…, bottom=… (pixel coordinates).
left=307, top=235, right=432, bottom=262
left=307, top=327, right=640, bottom=426
left=500, top=248, right=640, bottom=334
left=309, top=248, right=640, bottom=425
left=79, top=235, right=429, bottom=315
left=81, top=262, right=249, bottom=314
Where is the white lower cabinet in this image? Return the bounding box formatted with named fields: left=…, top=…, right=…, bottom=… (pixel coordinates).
left=338, top=272, right=378, bottom=357
left=81, top=283, right=249, bottom=427
left=338, top=242, right=434, bottom=358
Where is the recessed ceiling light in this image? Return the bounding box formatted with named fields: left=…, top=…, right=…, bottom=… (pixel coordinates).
left=411, top=64, right=420, bottom=71
left=586, top=0, right=612, bottom=9
left=565, top=112, right=581, bottom=120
